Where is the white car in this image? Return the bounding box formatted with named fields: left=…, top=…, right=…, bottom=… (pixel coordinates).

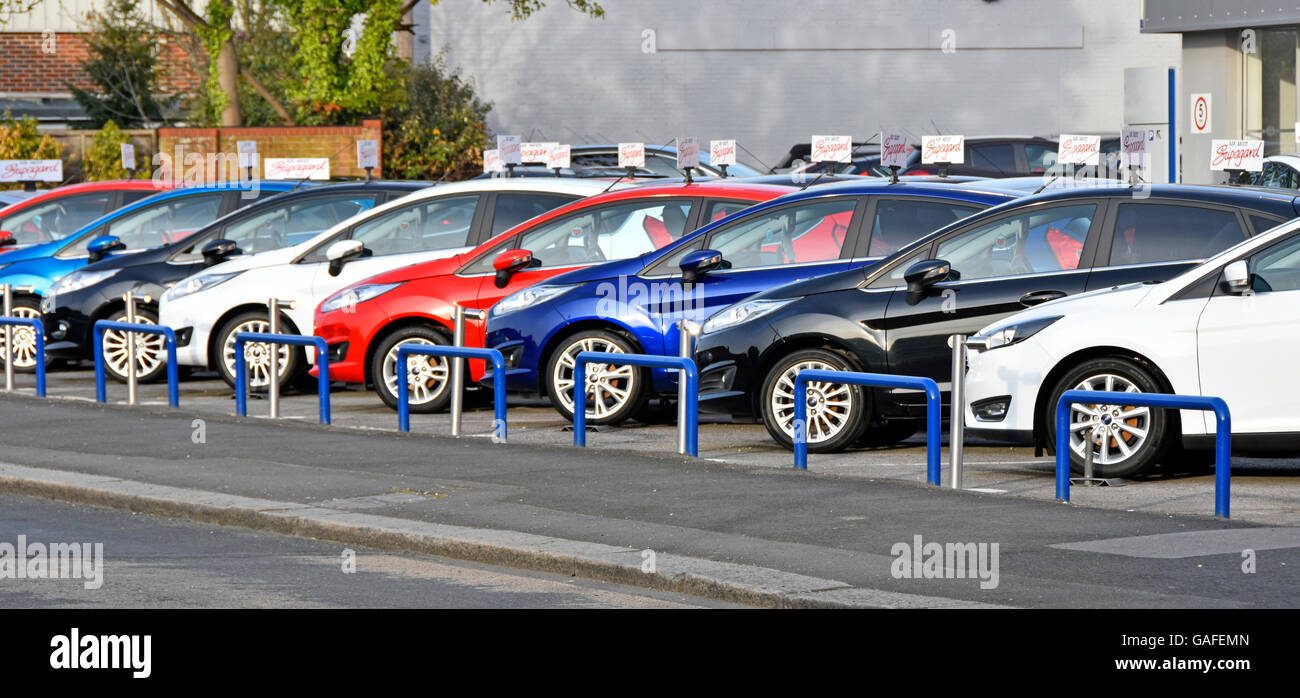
left=160, top=178, right=617, bottom=389
left=964, top=216, right=1300, bottom=478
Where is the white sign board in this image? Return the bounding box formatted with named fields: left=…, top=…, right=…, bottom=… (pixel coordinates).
left=0, top=159, right=62, bottom=182
left=356, top=140, right=379, bottom=170
left=520, top=142, right=556, bottom=164
left=120, top=143, right=136, bottom=170
left=547, top=144, right=571, bottom=170
left=236, top=140, right=258, bottom=169
left=1057, top=134, right=1101, bottom=166
left=1191, top=93, right=1212, bottom=134
left=618, top=142, right=646, bottom=169
left=497, top=136, right=522, bottom=166
left=1210, top=139, right=1264, bottom=172
left=263, top=157, right=330, bottom=180
left=483, top=149, right=503, bottom=174
left=1120, top=128, right=1146, bottom=168
left=709, top=140, right=736, bottom=167
left=810, top=135, right=852, bottom=163
left=676, top=137, right=700, bottom=170
left=879, top=131, right=910, bottom=169
left=921, top=135, right=964, bottom=164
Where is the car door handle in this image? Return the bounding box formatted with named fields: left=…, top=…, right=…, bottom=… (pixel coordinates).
left=1019, top=290, right=1067, bottom=307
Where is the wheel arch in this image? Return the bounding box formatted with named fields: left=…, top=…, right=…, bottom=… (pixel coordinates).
left=537, top=318, right=647, bottom=399
left=362, top=314, right=454, bottom=386
left=207, top=303, right=303, bottom=370
left=1032, top=345, right=1177, bottom=452
left=753, top=333, right=872, bottom=417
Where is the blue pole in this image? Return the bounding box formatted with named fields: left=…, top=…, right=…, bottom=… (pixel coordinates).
left=924, top=379, right=941, bottom=486
left=491, top=352, right=507, bottom=442
left=683, top=364, right=698, bottom=457
left=234, top=337, right=247, bottom=417
left=573, top=355, right=587, bottom=447
left=164, top=328, right=179, bottom=408
left=397, top=349, right=410, bottom=432
left=1168, top=67, right=1176, bottom=184
left=315, top=338, right=330, bottom=425
left=93, top=327, right=106, bottom=403
left=1212, top=397, right=1231, bottom=518
left=32, top=321, right=45, bottom=398
left=1055, top=397, right=1071, bottom=502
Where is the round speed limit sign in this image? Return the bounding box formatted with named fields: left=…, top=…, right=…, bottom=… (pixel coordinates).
left=1192, top=93, right=1211, bottom=133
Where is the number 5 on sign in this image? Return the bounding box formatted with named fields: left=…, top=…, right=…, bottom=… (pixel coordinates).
left=1191, top=93, right=1212, bottom=134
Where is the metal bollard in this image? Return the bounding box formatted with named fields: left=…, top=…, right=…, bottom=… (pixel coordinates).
left=3, top=284, right=12, bottom=392
left=677, top=319, right=700, bottom=456
left=449, top=305, right=487, bottom=437
left=265, top=298, right=296, bottom=419
left=948, top=334, right=986, bottom=490
left=124, top=293, right=137, bottom=405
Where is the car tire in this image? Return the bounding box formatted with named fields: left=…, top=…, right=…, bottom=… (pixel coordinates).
left=101, top=306, right=169, bottom=384
left=371, top=325, right=454, bottom=413
left=545, top=328, right=648, bottom=425
left=214, top=310, right=302, bottom=390
left=760, top=348, right=869, bottom=453
left=1045, top=356, right=1171, bottom=479
left=0, top=296, right=43, bottom=374
left=857, top=419, right=921, bottom=447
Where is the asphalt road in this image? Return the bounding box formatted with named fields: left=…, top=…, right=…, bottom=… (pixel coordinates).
left=2, top=394, right=1298, bottom=607
left=0, top=494, right=733, bottom=609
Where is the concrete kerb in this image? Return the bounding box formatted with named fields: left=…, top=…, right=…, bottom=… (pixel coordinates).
left=0, top=461, right=1007, bottom=609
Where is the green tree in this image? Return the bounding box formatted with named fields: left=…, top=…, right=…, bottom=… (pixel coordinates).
left=68, top=0, right=175, bottom=128
left=84, top=121, right=146, bottom=180
left=383, top=58, right=492, bottom=180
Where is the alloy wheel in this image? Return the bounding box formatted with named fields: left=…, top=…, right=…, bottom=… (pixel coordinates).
left=552, top=336, right=635, bottom=419
left=1066, top=373, right=1151, bottom=467
left=770, top=359, right=854, bottom=443
left=0, top=305, right=41, bottom=369
left=222, top=319, right=291, bottom=389
left=382, top=337, right=449, bottom=406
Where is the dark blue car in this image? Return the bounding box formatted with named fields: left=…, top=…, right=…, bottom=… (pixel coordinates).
left=483, top=178, right=1026, bottom=424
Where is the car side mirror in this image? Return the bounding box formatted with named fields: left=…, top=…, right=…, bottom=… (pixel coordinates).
left=492, top=248, right=537, bottom=288
left=0, top=230, right=15, bottom=248
left=87, top=235, right=126, bottom=263
left=326, top=239, right=366, bottom=277
left=201, top=238, right=241, bottom=267
left=680, top=248, right=724, bottom=284
left=904, top=259, right=953, bottom=305
left=1221, top=259, right=1251, bottom=295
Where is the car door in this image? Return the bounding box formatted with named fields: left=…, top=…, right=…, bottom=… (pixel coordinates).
left=641, top=196, right=866, bottom=355
left=1084, top=200, right=1250, bottom=290
left=879, top=201, right=1103, bottom=404
left=1196, top=232, right=1300, bottom=434
left=462, top=197, right=697, bottom=349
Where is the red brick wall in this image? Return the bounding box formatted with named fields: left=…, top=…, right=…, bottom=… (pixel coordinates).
left=0, top=32, right=198, bottom=95
left=157, top=121, right=384, bottom=178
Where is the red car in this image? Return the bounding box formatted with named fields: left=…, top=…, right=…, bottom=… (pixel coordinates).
left=0, top=180, right=175, bottom=252
left=314, top=180, right=793, bottom=411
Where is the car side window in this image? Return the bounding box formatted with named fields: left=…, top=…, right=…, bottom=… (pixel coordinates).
left=703, top=199, right=753, bottom=225
left=466, top=200, right=692, bottom=274
left=867, top=199, right=980, bottom=256
left=1247, top=234, right=1300, bottom=293
left=59, top=194, right=225, bottom=258
left=0, top=193, right=113, bottom=244
left=1023, top=144, right=1058, bottom=174
left=968, top=144, right=1017, bottom=174
left=489, top=193, right=576, bottom=236
left=320, top=194, right=478, bottom=261
left=867, top=248, right=928, bottom=288
left=704, top=198, right=857, bottom=270
left=934, top=203, right=1097, bottom=281
left=173, top=196, right=379, bottom=262
left=1250, top=214, right=1282, bottom=235
left=1108, top=203, right=1245, bottom=267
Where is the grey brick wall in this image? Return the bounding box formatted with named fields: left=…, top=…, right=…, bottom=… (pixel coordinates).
left=423, top=0, right=1180, bottom=169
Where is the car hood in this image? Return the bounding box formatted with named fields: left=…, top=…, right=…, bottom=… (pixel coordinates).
left=0, top=239, right=61, bottom=263
left=358, top=253, right=468, bottom=285
left=533, top=255, right=649, bottom=287
left=201, top=245, right=301, bottom=274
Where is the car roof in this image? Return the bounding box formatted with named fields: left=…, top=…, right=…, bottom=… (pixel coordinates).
left=403, top=177, right=622, bottom=199
left=760, top=177, right=1027, bottom=205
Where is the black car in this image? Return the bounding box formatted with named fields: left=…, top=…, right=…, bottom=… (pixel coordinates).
left=41, top=181, right=429, bottom=381
left=693, top=183, right=1300, bottom=452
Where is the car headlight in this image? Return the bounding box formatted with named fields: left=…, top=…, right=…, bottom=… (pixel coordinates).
left=320, top=282, right=402, bottom=314
left=701, top=298, right=797, bottom=335
left=491, top=284, right=578, bottom=317
left=48, top=268, right=121, bottom=296
left=164, top=271, right=241, bottom=303
left=976, top=315, right=1062, bottom=351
